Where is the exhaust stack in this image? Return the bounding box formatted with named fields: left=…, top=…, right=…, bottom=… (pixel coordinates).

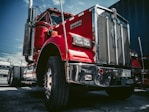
left=23, top=0, right=34, bottom=64
left=28, top=0, right=33, bottom=22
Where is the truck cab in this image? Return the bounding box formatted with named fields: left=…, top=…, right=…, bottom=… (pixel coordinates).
left=33, top=8, right=73, bottom=61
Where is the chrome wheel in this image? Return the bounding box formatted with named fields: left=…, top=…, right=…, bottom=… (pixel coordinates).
left=44, top=68, right=52, bottom=99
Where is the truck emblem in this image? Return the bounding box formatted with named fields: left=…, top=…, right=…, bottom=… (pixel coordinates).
left=70, top=20, right=82, bottom=29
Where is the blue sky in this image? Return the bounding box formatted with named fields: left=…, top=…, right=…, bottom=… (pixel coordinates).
left=0, top=0, right=119, bottom=65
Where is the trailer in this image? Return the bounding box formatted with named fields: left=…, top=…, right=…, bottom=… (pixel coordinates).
left=7, top=64, right=37, bottom=87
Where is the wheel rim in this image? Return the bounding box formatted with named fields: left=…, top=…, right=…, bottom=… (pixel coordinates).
left=44, top=68, right=52, bottom=99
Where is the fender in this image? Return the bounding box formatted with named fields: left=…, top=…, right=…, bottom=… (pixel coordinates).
left=36, top=35, right=66, bottom=69
left=36, top=35, right=66, bottom=80
left=36, top=34, right=94, bottom=85
left=42, top=35, right=67, bottom=60
left=36, top=33, right=94, bottom=74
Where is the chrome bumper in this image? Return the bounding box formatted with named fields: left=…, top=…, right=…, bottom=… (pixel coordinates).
left=66, top=63, right=134, bottom=87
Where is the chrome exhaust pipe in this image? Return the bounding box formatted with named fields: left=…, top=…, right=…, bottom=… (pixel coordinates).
left=28, top=0, right=33, bottom=23
left=29, top=0, right=33, bottom=9
left=23, top=0, right=34, bottom=64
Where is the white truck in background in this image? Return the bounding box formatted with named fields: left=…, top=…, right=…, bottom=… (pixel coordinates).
left=0, top=61, right=11, bottom=77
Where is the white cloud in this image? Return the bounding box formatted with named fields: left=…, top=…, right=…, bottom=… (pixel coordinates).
left=42, top=4, right=46, bottom=8
left=66, top=5, right=73, bottom=9
left=17, top=44, right=23, bottom=50
left=23, top=0, right=29, bottom=4
left=52, top=0, right=64, bottom=5
left=0, top=52, right=27, bottom=66
left=78, top=2, right=85, bottom=5
left=15, top=38, right=22, bottom=42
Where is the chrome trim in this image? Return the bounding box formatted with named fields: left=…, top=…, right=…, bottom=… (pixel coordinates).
left=29, top=0, right=33, bottom=9
left=94, top=6, right=99, bottom=63
left=120, top=24, right=125, bottom=65
left=75, top=65, right=79, bottom=81
left=114, top=20, right=118, bottom=65
left=127, top=23, right=130, bottom=44
left=78, top=12, right=84, bottom=17
left=69, top=17, right=74, bottom=21
left=92, top=6, right=98, bottom=63
left=106, top=17, right=111, bottom=64
left=66, top=62, right=133, bottom=86
left=66, top=63, right=71, bottom=81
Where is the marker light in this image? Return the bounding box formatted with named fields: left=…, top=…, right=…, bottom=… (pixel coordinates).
left=51, top=31, right=58, bottom=36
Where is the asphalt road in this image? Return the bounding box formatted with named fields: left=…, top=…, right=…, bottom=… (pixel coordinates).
left=0, top=77, right=149, bottom=112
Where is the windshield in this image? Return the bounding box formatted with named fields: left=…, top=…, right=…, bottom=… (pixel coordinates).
left=50, top=14, right=70, bottom=25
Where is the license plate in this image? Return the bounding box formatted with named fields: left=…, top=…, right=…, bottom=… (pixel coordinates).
left=122, top=69, right=131, bottom=77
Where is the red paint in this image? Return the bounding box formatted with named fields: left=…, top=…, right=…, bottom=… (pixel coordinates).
left=34, top=8, right=94, bottom=64
left=34, top=21, right=52, bottom=49
left=132, top=58, right=141, bottom=68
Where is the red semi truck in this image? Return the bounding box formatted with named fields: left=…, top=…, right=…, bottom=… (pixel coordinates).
left=13, top=0, right=135, bottom=111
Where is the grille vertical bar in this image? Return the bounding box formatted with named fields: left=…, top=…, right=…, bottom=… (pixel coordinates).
left=106, top=17, right=111, bottom=64
left=120, top=24, right=125, bottom=65
left=114, top=20, right=119, bottom=65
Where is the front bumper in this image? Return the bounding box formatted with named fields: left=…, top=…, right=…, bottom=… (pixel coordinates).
left=66, top=63, right=134, bottom=87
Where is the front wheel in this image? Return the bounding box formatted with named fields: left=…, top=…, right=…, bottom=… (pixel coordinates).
left=106, top=86, right=134, bottom=99
left=44, top=56, right=69, bottom=111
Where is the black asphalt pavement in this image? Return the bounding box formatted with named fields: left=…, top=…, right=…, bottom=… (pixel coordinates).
left=0, top=77, right=149, bottom=112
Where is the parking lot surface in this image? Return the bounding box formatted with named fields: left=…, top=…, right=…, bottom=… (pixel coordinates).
left=0, top=77, right=149, bottom=112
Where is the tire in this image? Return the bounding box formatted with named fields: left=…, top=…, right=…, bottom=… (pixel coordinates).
left=106, top=86, right=134, bottom=99
left=7, top=67, right=12, bottom=85
left=8, top=66, right=21, bottom=87
left=44, top=56, right=69, bottom=111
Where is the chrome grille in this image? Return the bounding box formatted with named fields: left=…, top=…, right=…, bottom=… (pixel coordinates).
left=96, top=14, right=130, bottom=66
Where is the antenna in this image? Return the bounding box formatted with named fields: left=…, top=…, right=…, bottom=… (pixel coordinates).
left=59, top=0, right=68, bottom=60
left=59, top=0, right=69, bottom=81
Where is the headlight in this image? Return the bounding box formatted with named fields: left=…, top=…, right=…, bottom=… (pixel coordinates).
left=72, top=34, right=91, bottom=48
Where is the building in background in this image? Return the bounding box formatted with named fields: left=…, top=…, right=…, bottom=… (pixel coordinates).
left=110, top=0, right=149, bottom=58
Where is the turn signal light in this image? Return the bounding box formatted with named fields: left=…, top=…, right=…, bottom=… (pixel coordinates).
left=51, top=31, right=58, bottom=36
